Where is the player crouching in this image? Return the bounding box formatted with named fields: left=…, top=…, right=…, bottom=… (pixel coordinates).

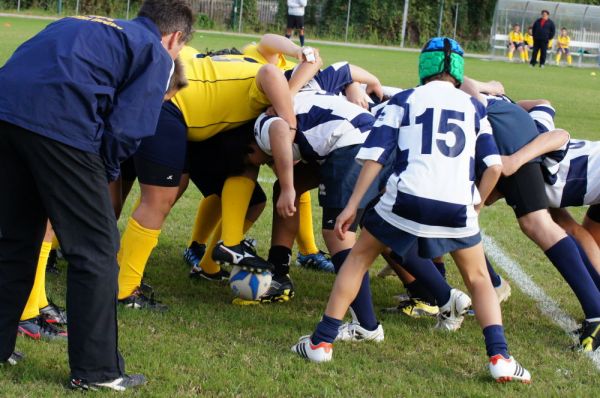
left=290, top=38, right=531, bottom=384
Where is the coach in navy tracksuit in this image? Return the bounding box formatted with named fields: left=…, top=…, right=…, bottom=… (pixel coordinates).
left=0, top=0, right=194, bottom=390
left=530, top=9, right=556, bottom=68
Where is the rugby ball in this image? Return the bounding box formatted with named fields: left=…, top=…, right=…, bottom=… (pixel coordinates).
left=229, top=266, right=272, bottom=301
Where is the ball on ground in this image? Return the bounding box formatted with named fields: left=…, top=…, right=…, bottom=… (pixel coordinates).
left=229, top=266, right=272, bottom=301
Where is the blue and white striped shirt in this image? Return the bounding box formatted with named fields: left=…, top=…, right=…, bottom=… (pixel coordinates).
left=356, top=81, right=500, bottom=238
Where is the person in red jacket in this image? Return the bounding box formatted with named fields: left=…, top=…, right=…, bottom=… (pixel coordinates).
left=530, top=9, right=556, bottom=68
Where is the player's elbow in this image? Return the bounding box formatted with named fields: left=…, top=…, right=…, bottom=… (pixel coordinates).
left=486, top=164, right=503, bottom=179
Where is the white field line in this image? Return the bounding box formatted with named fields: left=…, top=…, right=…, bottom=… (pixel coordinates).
left=482, top=232, right=600, bottom=371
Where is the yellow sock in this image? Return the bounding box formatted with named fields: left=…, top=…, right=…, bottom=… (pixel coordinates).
left=567, top=54, right=572, bottom=65
left=198, top=223, right=222, bottom=274
left=556, top=53, right=561, bottom=64
left=520, top=51, right=526, bottom=62
left=117, top=217, right=161, bottom=299
left=199, top=219, right=254, bottom=274
left=296, top=191, right=319, bottom=255
left=21, top=241, right=52, bottom=320
left=190, top=194, right=221, bottom=244
left=508, top=52, right=513, bottom=60
left=221, top=176, right=255, bottom=246
left=51, top=235, right=59, bottom=250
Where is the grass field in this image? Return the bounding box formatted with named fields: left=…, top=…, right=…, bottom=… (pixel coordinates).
left=1, top=16, right=600, bottom=397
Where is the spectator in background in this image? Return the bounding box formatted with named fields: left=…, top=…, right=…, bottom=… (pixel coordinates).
left=507, top=24, right=526, bottom=63
left=523, top=26, right=533, bottom=61
left=556, top=27, right=572, bottom=66
left=530, top=9, right=555, bottom=68
left=285, top=0, right=307, bottom=46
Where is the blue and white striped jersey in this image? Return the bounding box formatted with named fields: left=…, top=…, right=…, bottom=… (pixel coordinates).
left=545, top=139, right=600, bottom=208
left=527, top=104, right=569, bottom=183
left=254, top=90, right=374, bottom=162
left=356, top=80, right=500, bottom=238
left=285, top=61, right=353, bottom=95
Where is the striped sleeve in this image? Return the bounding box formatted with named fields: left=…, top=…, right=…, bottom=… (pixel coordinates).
left=314, top=62, right=353, bottom=95
left=356, top=89, right=412, bottom=164
left=475, top=115, right=501, bottom=179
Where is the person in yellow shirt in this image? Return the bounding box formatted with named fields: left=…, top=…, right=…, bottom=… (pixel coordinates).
left=507, top=24, right=526, bottom=62
left=114, top=38, right=322, bottom=308
left=523, top=26, right=533, bottom=62
left=183, top=36, right=334, bottom=278
left=556, top=27, right=572, bottom=65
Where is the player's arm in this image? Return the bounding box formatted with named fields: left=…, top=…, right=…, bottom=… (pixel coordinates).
left=287, top=55, right=323, bottom=95
left=516, top=99, right=551, bottom=111
left=501, top=129, right=570, bottom=177
left=348, top=64, right=383, bottom=102
left=257, top=34, right=303, bottom=63
left=268, top=119, right=297, bottom=217
left=461, top=76, right=505, bottom=104
left=474, top=117, right=502, bottom=212
left=257, top=33, right=318, bottom=65
left=101, top=51, right=173, bottom=181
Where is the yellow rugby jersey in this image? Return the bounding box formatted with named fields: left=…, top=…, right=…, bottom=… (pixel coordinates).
left=558, top=35, right=570, bottom=49
left=509, top=31, right=523, bottom=43
left=524, top=33, right=533, bottom=46
left=171, top=46, right=272, bottom=142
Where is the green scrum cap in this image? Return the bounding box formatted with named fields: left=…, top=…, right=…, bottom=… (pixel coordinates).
left=419, top=37, right=465, bottom=86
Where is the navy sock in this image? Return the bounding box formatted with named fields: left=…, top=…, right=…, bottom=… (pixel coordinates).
left=299, top=35, right=305, bottom=46
left=312, top=314, right=342, bottom=344
left=391, top=244, right=451, bottom=306
left=331, top=249, right=378, bottom=331
left=433, top=260, right=446, bottom=279
left=268, top=245, right=291, bottom=277
left=483, top=324, right=509, bottom=358
left=486, top=255, right=502, bottom=288
left=404, top=280, right=436, bottom=305
left=545, top=236, right=600, bottom=319
left=571, top=236, right=600, bottom=292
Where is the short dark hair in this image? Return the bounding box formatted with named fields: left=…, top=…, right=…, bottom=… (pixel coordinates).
left=138, top=0, right=196, bottom=43
left=541, top=10, right=550, bottom=16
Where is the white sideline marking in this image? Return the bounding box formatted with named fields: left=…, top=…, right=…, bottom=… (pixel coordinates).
left=482, top=233, right=600, bottom=371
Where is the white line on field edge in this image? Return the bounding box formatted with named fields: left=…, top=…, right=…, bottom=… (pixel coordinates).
left=482, top=232, right=600, bottom=371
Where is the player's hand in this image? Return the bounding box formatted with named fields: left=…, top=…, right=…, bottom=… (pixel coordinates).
left=335, top=206, right=357, bottom=240
left=277, top=188, right=297, bottom=218
left=345, top=83, right=369, bottom=109
left=487, top=80, right=505, bottom=96
left=366, top=82, right=384, bottom=103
